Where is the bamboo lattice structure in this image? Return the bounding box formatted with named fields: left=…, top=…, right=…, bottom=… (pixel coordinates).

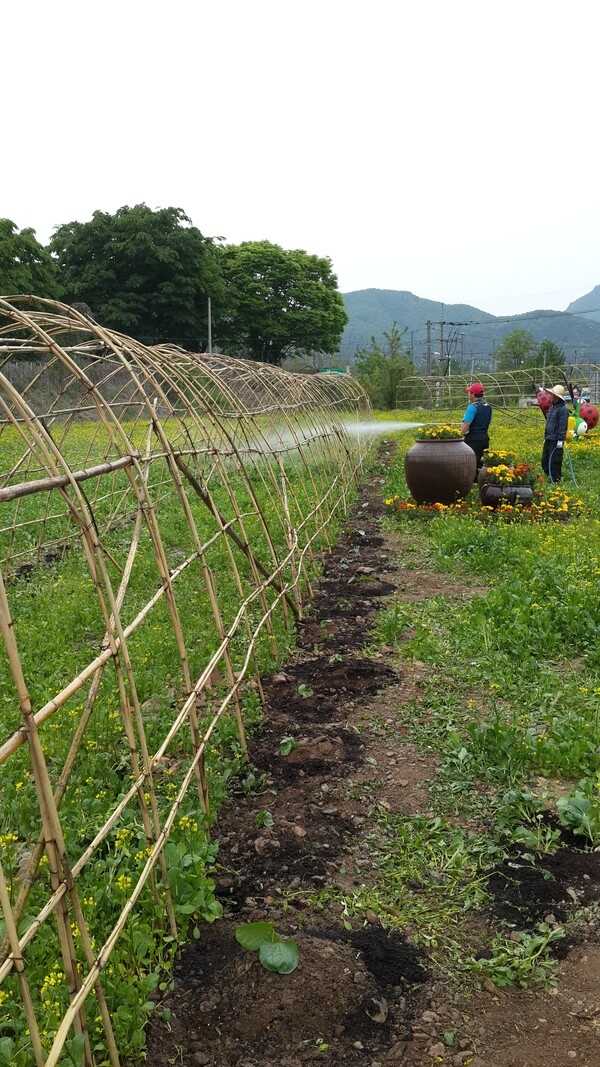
left=397, top=367, right=600, bottom=409
left=0, top=296, right=373, bottom=1066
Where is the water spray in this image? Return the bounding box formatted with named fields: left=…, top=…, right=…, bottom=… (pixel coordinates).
left=342, top=420, right=426, bottom=437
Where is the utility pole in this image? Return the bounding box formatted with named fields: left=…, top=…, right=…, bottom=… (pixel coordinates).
left=207, top=297, right=212, bottom=353
left=425, top=320, right=432, bottom=376
left=439, top=319, right=445, bottom=373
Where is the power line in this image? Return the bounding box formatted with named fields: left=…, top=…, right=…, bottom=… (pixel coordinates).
left=445, top=306, right=600, bottom=327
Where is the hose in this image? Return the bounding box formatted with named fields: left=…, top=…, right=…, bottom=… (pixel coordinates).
left=547, top=445, right=579, bottom=487
left=565, top=447, right=579, bottom=487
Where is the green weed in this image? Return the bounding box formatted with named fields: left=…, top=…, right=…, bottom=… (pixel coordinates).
left=279, top=735, right=298, bottom=756
left=471, top=924, right=565, bottom=990
left=235, top=921, right=299, bottom=974
left=557, top=780, right=600, bottom=843
left=372, top=598, right=413, bottom=645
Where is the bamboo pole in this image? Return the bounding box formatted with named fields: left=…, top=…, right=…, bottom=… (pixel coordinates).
left=174, top=454, right=299, bottom=620
left=0, top=860, right=46, bottom=1066
left=0, top=455, right=135, bottom=501
left=0, top=296, right=372, bottom=1066
left=0, top=567, right=99, bottom=1065
left=0, top=427, right=153, bottom=958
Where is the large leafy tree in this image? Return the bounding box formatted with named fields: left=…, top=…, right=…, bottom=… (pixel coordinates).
left=0, top=219, right=59, bottom=298
left=217, top=241, right=348, bottom=365
left=50, top=204, right=225, bottom=348
left=537, top=338, right=566, bottom=372
left=494, top=329, right=538, bottom=371
left=352, top=323, right=418, bottom=409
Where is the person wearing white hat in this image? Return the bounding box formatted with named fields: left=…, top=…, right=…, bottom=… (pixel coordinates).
left=542, top=385, right=570, bottom=483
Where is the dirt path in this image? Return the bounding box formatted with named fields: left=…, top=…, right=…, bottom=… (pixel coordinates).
left=145, top=449, right=600, bottom=1067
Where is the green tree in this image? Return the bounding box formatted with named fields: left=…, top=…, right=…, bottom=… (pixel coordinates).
left=352, top=323, right=417, bottom=409
left=50, top=204, right=225, bottom=347
left=494, top=329, right=538, bottom=371
left=217, top=241, right=348, bottom=365
left=0, top=219, right=59, bottom=298
left=537, top=338, right=566, bottom=374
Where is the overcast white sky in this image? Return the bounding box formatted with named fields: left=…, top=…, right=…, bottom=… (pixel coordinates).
left=4, top=0, right=598, bottom=317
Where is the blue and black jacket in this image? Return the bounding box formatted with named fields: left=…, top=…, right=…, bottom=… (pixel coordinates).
left=464, top=399, right=492, bottom=439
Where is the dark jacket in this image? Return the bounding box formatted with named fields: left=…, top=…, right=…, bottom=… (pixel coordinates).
left=545, top=401, right=569, bottom=441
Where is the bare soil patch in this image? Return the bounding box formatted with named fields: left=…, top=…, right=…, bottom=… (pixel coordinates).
left=144, top=446, right=600, bottom=1067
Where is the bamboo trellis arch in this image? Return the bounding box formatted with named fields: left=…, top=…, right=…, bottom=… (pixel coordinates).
left=0, top=297, right=373, bottom=1066
left=396, top=367, right=600, bottom=409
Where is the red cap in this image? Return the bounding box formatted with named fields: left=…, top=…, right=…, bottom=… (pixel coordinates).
left=466, top=383, right=484, bottom=396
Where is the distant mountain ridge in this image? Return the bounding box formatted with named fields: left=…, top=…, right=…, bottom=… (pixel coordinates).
left=341, top=287, right=600, bottom=368
left=567, top=287, right=600, bottom=322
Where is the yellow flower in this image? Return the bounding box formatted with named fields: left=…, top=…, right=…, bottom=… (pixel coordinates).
left=416, top=424, right=463, bottom=441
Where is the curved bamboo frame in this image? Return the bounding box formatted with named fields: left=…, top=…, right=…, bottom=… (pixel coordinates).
left=396, top=367, right=600, bottom=409
left=0, top=297, right=372, bottom=1066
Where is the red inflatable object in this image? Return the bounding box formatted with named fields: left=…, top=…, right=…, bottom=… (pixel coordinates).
left=579, top=402, right=599, bottom=430
left=536, top=389, right=554, bottom=415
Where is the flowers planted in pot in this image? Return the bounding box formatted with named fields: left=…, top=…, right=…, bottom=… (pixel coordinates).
left=479, top=462, right=537, bottom=509
left=477, top=448, right=520, bottom=490
left=484, top=463, right=537, bottom=488
left=481, top=448, right=517, bottom=468
left=416, top=424, right=464, bottom=441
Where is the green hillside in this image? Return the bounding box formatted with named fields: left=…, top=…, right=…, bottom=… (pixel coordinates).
left=341, top=288, right=600, bottom=370
left=567, top=286, right=600, bottom=322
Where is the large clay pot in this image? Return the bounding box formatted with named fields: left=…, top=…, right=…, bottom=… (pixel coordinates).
left=404, top=439, right=476, bottom=505
left=479, top=484, right=534, bottom=509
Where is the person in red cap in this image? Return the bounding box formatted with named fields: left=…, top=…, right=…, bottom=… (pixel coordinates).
left=461, top=383, right=492, bottom=478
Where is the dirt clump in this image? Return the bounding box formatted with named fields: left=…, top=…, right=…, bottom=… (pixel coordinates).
left=158, top=921, right=428, bottom=1066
